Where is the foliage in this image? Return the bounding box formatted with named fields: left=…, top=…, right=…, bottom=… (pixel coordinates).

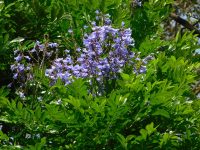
left=1, top=53, right=200, bottom=149
left=130, top=0, right=173, bottom=49
left=0, top=0, right=200, bottom=149
left=0, top=1, right=15, bottom=70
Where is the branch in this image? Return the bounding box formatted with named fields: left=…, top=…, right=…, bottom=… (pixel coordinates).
left=170, top=13, right=200, bottom=38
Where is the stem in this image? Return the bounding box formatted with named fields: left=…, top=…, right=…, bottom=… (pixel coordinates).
left=170, top=13, right=200, bottom=37
left=39, top=41, right=48, bottom=69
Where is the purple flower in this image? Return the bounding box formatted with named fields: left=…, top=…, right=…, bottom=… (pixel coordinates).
left=24, top=56, right=31, bottom=61
left=36, top=43, right=45, bottom=51
left=135, top=0, right=142, bottom=7
left=49, top=43, right=58, bottom=48
left=65, top=49, right=70, bottom=53
left=139, top=66, right=146, bottom=73
left=76, top=48, right=81, bottom=52
left=96, top=16, right=100, bottom=20
left=15, top=55, right=22, bottom=62
left=46, top=52, right=53, bottom=57
left=83, top=25, right=88, bottom=29
left=91, top=21, right=96, bottom=27
left=104, top=18, right=112, bottom=25
left=7, top=83, right=12, bottom=88
left=44, top=12, right=152, bottom=94
left=13, top=73, right=18, bottom=79
left=19, top=91, right=25, bottom=99
left=10, top=64, right=15, bottom=71
left=18, top=64, right=25, bottom=72
left=68, top=29, right=73, bottom=33
left=121, top=21, right=125, bottom=27
left=95, top=10, right=100, bottom=14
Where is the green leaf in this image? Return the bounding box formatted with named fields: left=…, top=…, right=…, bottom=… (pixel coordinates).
left=152, top=109, right=170, bottom=118
left=182, top=108, right=194, bottom=115
left=0, top=131, right=9, bottom=141
left=67, top=78, right=87, bottom=98
left=10, top=37, right=24, bottom=43
left=3, top=33, right=9, bottom=43
left=160, top=132, right=170, bottom=147
left=0, top=97, right=9, bottom=108
left=57, top=5, right=64, bottom=19
left=51, top=5, right=57, bottom=21
left=139, top=129, right=147, bottom=140
left=145, top=122, right=156, bottom=135
left=120, top=73, right=130, bottom=80
left=28, top=137, right=46, bottom=150
left=17, top=102, right=23, bottom=110
left=35, top=106, right=41, bottom=120
left=68, top=96, right=80, bottom=108
left=126, top=135, right=135, bottom=142
left=116, top=133, right=127, bottom=150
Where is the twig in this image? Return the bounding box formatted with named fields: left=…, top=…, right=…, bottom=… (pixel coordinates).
left=170, top=13, right=200, bottom=37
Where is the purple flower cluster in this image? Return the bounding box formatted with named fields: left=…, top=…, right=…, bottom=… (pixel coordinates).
left=131, top=0, right=142, bottom=7
left=45, top=20, right=150, bottom=86
left=94, top=10, right=112, bottom=26
left=30, top=41, right=59, bottom=63
left=11, top=41, right=59, bottom=82
left=10, top=12, right=154, bottom=96
left=10, top=41, right=60, bottom=98
left=11, top=50, right=32, bottom=81
left=45, top=56, right=74, bottom=85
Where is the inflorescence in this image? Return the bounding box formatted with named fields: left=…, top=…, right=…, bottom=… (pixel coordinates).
left=11, top=11, right=153, bottom=97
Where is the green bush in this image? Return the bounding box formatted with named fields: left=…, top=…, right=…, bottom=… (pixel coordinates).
left=0, top=0, right=200, bottom=149
left=1, top=53, right=200, bottom=149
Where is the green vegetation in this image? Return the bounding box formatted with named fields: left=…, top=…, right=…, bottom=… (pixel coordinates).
left=0, top=0, right=200, bottom=149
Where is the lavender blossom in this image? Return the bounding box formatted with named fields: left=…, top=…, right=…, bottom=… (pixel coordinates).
left=83, top=25, right=88, bottom=29
left=45, top=16, right=138, bottom=87
left=95, top=10, right=100, bottom=15
left=91, top=21, right=96, bottom=27
left=49, top=43, right=58, bottom=48
left=15, top=54, right=22, bottom=62
left=10, top=12, right=153, bottom=97
left=68, top=29, right=73, bottom=34
left=10, top=40, right=60, bottom=91
left=24, top=56, right=31, bottom=61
